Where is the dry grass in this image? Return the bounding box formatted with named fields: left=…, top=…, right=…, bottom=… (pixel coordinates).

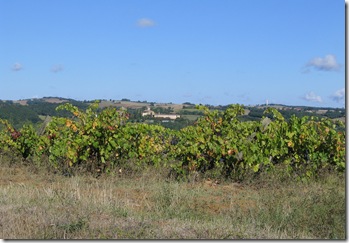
left=0, top=160, right=345, bottom=239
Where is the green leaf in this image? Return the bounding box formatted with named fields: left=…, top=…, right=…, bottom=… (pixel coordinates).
left=252, top=163, right=260, bottom=172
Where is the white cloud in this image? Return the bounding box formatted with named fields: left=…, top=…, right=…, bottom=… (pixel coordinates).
left=303, top=91, right=323, bottom=103
left=305, top=54, right=340, bottom=72
left=137, top=18, right=155, bottom=27
left=51, top=64, right=64, bottom=73
left=330, top=88, right=345, bottom=102
left=12, top=62, right=23, bottom=71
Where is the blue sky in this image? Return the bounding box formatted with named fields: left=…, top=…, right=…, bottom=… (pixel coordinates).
left=1, top=0, right=345, bottom=107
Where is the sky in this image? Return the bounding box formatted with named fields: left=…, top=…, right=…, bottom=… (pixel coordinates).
left=1, top=0, right=345, bottom=108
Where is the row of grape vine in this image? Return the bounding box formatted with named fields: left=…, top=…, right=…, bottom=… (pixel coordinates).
left=0, top=101, right=345, bottom=180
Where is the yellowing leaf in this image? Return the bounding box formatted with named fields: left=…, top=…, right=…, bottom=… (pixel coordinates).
left=65, top=120, right=72, bottom=127
left=71, top=124, right=78, bottom=132
left=252, top=164, right=260, bottom=172
left=287, top=141, right=293, bottom=147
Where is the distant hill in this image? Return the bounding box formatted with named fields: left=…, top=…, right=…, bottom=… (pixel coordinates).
left=12, top=96, right=82, bottom=105
left=0, top=96, right=345, bottom=129
left=0, top=97, right=89, bottom=128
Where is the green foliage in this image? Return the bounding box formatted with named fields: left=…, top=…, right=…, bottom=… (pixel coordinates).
left=117, top=123, right=176, bottom=166
left=0, top=103, right=345, bottom=181
left=45, top=101, right=129, bottom=169
left=0, top=101, right=41, bottom=128
left=170, top=105, right=345, bottom=181
left=0, top=118, right=42, bottom=159
left=171, top=105, right=266, bottom=180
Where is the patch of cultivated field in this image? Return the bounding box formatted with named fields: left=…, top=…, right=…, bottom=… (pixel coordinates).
left=98, top=100, right=183, bottom=111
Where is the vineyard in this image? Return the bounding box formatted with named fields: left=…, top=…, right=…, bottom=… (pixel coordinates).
left=0, top=101, right=345, bottom=181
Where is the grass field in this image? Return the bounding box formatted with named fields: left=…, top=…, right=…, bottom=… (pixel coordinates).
left=0, top=157, right=345, bottom=239
left=181, top=114, right=201, bottom=121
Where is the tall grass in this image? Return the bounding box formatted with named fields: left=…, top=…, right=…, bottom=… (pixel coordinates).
left=0, top=156, right=345, bottom=239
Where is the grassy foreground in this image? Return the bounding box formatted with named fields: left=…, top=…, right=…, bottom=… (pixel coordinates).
left=0, top=158, right=345, bottom=239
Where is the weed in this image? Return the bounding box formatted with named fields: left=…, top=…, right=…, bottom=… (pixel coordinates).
left=0, top=157, right=345, bottom=239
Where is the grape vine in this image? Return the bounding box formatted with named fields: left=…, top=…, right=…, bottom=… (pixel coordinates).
left=0, top=102, right=345, bottom=180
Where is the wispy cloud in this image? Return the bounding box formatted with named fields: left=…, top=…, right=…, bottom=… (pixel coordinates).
left=302, top=91, right=323, bottom=103
left=137, top=18, right=156, bottom=27
left=303, top=54, right=340, bottom=73
left=12, top=62, right=23, bottom=71
left=237, top=93, right=251, bottom=102
left=51, top=64, right=64, bottom=73
left=198, top=96, right=212, bottom=104
left=182, top=93, right=193, bottom=98
left=330, top=88, right=345, bottom=103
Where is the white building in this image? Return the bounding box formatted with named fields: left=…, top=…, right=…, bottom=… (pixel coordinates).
left=142, top=107, right=155, bottom=117
left=154, top=114, right=180, bottom=119
left=141, top=107, right=180, bottom=120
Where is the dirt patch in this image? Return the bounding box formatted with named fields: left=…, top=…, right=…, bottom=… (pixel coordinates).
left=13, top=100, right=28, bottom=105
left=42, top=98, right=69, bottom=104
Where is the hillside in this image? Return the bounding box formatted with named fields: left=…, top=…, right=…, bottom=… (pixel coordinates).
left=0, top=97, right=345, bottom=129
